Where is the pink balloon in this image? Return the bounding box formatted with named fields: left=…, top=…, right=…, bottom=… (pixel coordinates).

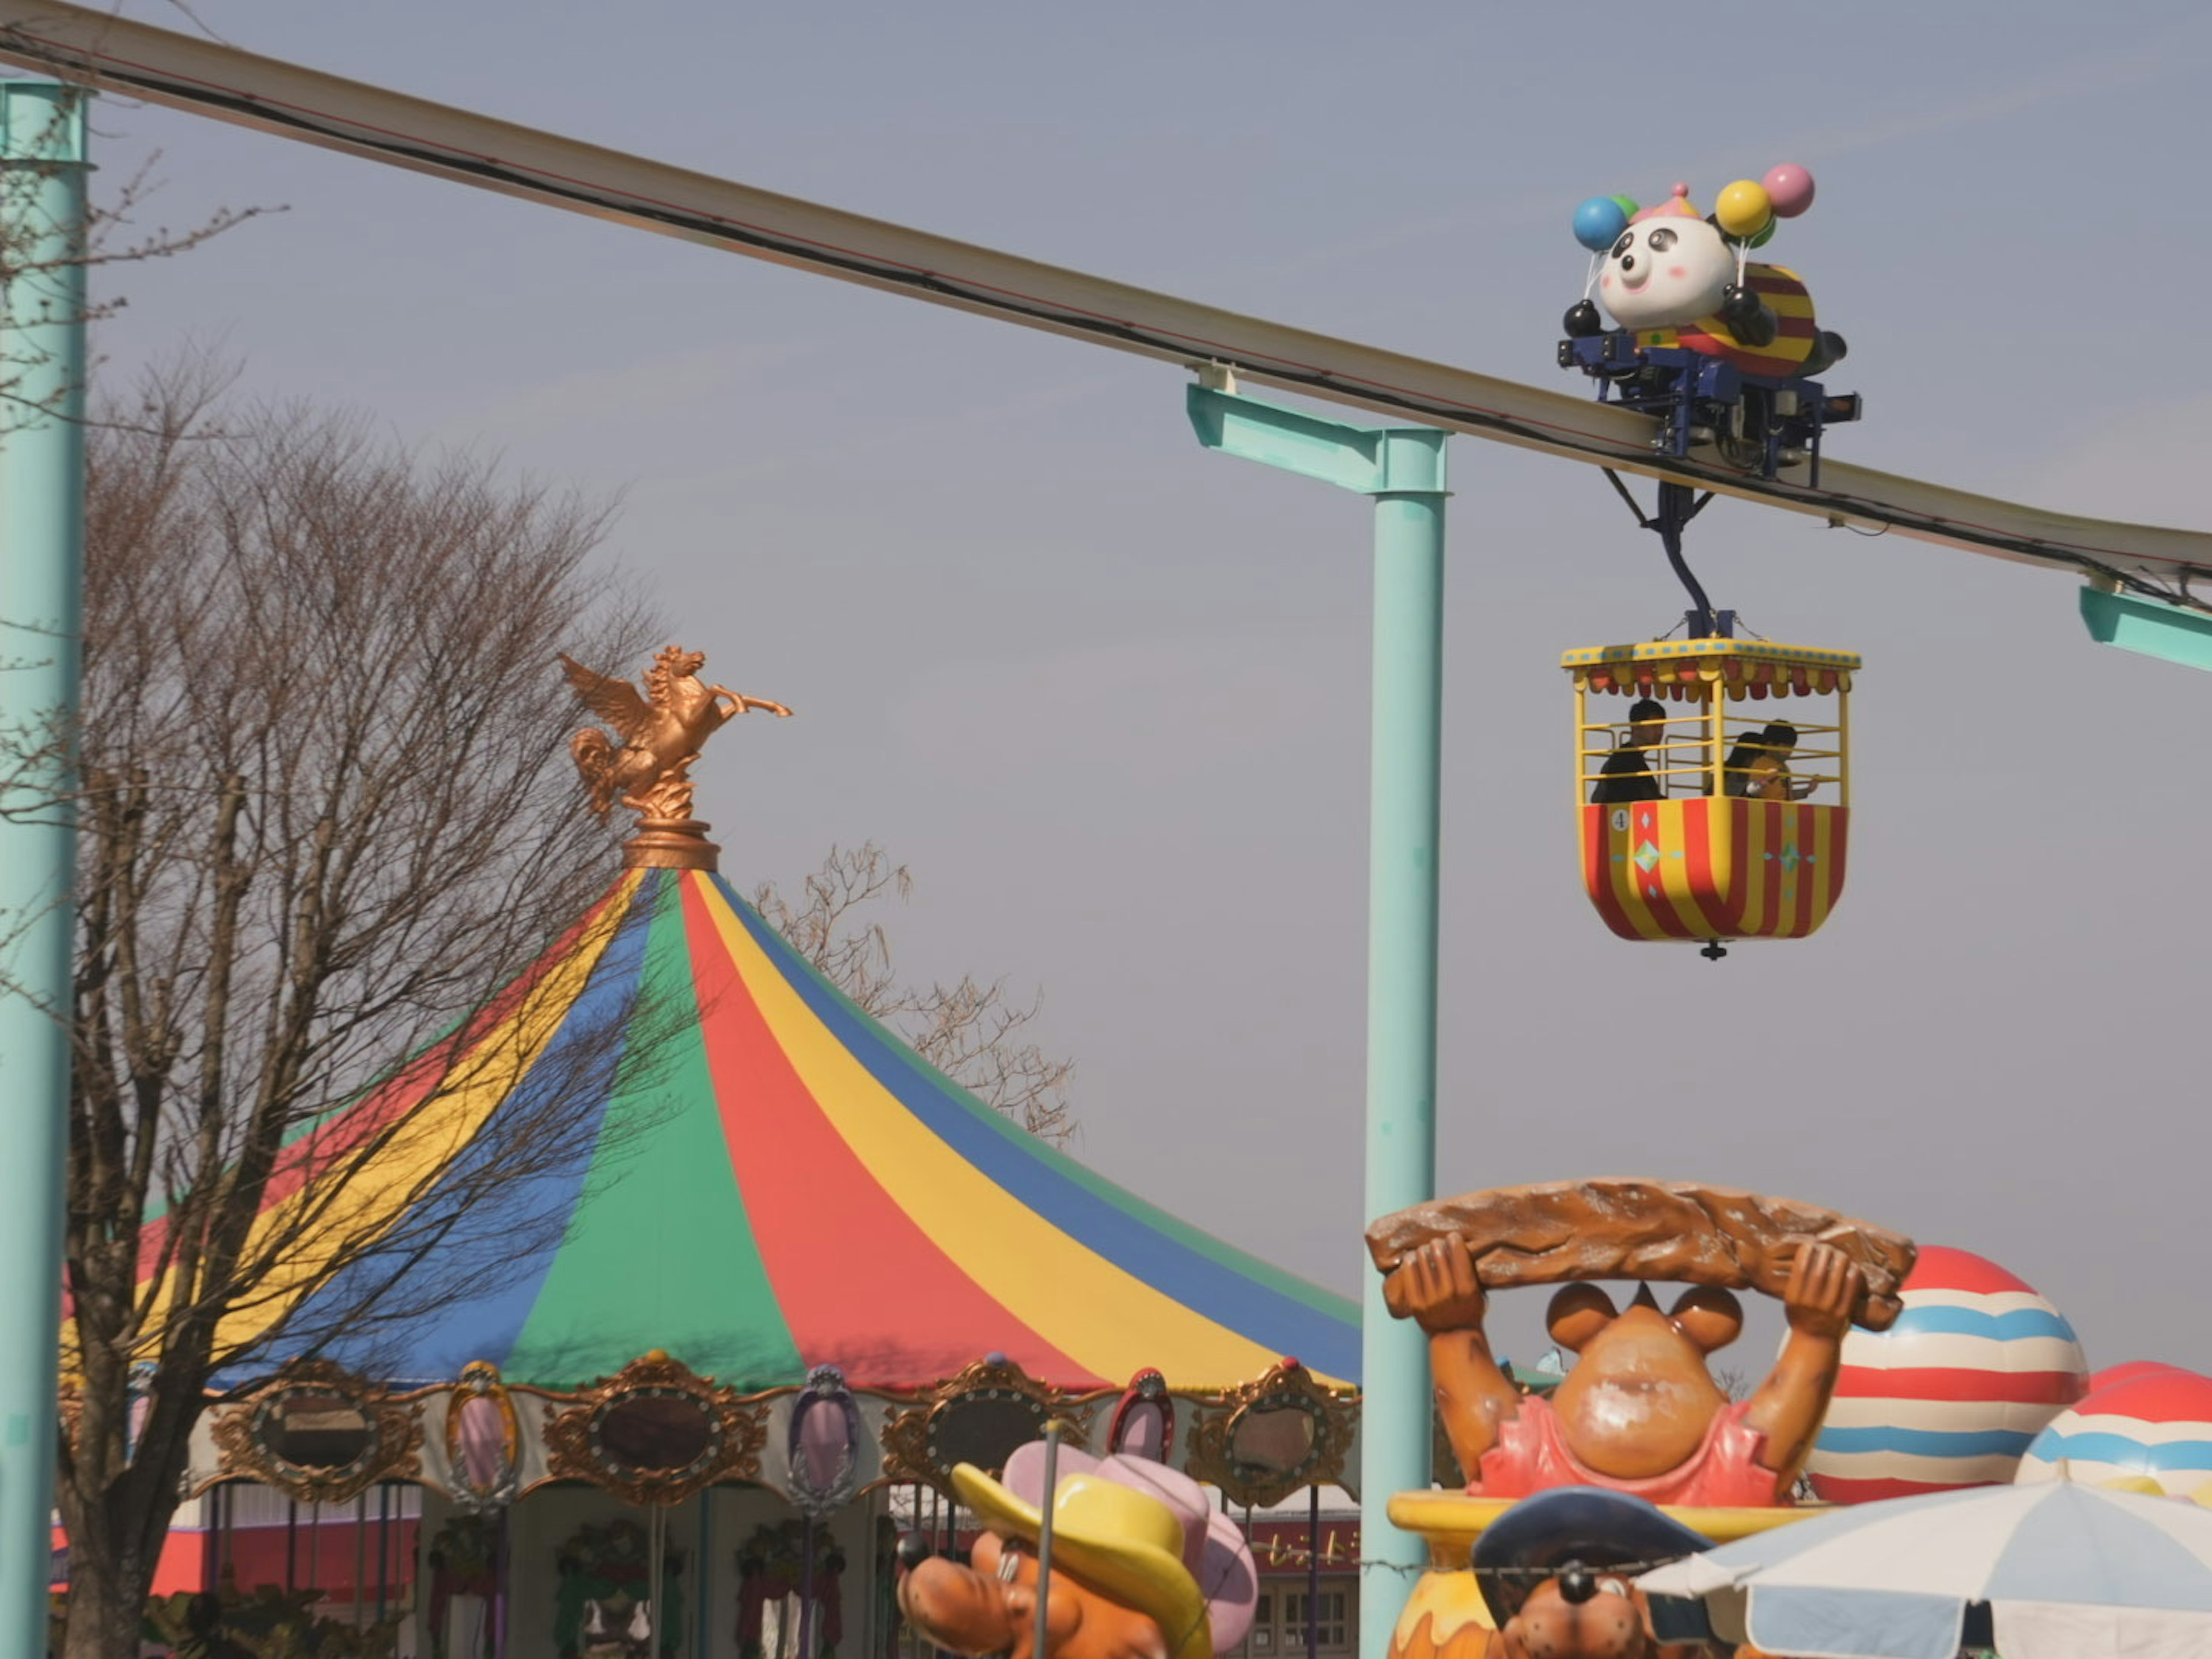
left=1764, top=164, right=1816, bottom=218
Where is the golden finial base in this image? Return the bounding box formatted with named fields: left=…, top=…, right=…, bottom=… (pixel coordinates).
left=622, top=817, right=721, bottom=872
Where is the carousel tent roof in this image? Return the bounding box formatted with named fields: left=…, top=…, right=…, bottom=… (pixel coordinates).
left=207, top=868, right=1358, bottom=1394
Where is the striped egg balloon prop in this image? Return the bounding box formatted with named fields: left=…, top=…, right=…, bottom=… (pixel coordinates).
left=2085, top=1359, right=2186, bottom=1395
left=1802, top=1245, right=2088, bottom=1504
left=2016, top=1367, right=2212, bottom=1493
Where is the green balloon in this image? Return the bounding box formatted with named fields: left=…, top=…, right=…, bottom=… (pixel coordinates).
left=1610, top=194, right=1639, bottom=219
left=1748, top=218, right=1777, bottom=249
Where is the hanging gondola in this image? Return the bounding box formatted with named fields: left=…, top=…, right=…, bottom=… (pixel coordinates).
left=1566, top=638, right=1856, bottom=955
left=1552, top=166, right=1865, bottom=958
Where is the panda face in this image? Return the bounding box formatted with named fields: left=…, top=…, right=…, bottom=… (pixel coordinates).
left=1597, top=216, right=1734, bottom=330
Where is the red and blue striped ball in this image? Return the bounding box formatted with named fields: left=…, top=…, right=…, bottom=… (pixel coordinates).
left=2015, top=1367, right=2212, bottom=1493
left=2085, top=1359, right=2186, bottom=1395
left=1804, top=1245, right=2088, bottom=1503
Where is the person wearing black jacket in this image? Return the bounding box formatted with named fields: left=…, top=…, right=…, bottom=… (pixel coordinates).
left=1590, top=698, right=1669, bottom=804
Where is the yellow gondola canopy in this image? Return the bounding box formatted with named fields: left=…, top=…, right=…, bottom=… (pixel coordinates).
left=1562, top=639, right=1857, bottom=699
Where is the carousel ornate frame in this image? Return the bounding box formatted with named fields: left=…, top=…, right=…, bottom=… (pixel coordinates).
left=542, top=1351, right=769, bottom=1506
left=1183, top=1359, right=1356, bottom=1508
left=208, top=1360, right=426, bottom=1505
left=877, top=1357, right=1102, bottom=1497
left=445, top=1359, right=524, bottom=1511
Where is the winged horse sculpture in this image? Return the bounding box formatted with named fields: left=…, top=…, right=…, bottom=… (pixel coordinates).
left=559, top=645, right=789, bottom=867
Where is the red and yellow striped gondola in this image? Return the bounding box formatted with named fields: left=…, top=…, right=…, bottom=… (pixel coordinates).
left=1564, top=639, right=1858, bottom=953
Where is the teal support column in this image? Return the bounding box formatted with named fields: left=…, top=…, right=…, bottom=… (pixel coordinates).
left=1188, top=381, right=1446, bottom=1659
left=2079, top=581, right=2212, bottom=673
left=1357, top=470, right=1445, bottom=1659
left=0, top=81, right=89, bottom=1655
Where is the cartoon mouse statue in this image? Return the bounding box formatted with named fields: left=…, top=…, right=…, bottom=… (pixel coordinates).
left=1387, top=1230, right=1862, bottom=1506
left=1562, top=167, right=1845, bottom=382
left=898, top=1442, right=1257, bottom=1659
left=1370, top=1182, right=1911, bottom=1659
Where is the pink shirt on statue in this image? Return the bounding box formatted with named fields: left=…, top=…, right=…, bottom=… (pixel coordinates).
left=1466, top=1397, right=1784, bottom=1508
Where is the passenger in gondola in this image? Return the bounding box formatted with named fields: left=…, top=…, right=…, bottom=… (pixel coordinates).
left=1719, top=730, right=1764, bottom=797
left=1590, top=699, right=1669, bottom=804
left=1722, top=722, right=1811, bottom=800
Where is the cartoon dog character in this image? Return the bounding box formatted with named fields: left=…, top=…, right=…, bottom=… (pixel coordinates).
left=1471, top=1488, right=1717, bottom=1659
left=898, top=1442, right=1257, bottom=1659
left=1385, top=1234, right=1862, bottom=1506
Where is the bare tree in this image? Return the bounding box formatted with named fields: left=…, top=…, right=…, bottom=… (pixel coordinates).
left=755, top=843, right=1077, bottom=1144
left=0, top=86, right=266, bottom=433
left=13, top=365, right=673, bottom=1659
left=3, top=361, right=1079, bottom=1657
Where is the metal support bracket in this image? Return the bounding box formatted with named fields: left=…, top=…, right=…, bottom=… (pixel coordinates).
left=2080, top=581, right=2212, bottom=673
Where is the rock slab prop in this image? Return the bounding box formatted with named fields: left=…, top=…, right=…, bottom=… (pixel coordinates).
left=1366, top=1178, right=1915, bottom=1331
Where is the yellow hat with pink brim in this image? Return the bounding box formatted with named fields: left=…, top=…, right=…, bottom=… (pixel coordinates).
left=951, top=1461, right=1212, bottom=1659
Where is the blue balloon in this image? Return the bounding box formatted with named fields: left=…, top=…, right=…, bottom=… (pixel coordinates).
left=1573, top=195, right=1630, bottom=252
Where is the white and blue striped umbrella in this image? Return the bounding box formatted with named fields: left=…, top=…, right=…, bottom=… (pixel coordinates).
left=1638, top=1477, right=2212, bottom=1659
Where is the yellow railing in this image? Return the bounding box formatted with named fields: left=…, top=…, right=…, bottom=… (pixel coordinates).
left=1574, top=704, right=1848, bottom=805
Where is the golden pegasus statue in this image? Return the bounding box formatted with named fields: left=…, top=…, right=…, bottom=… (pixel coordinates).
left=559, top=645, right=790, bottom=870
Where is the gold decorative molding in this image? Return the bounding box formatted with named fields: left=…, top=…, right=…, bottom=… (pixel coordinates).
left=1182, top=1359, right=1355, bottom=1509
left=209, top=1360, right=424, bottom=1504
left=541, top=1350, right=767, bottom=1506
left=877, top=1356, right=1094, bottom=1497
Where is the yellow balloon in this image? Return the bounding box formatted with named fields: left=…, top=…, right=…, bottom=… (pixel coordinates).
left=1715, top=178, right=1774, bottom=240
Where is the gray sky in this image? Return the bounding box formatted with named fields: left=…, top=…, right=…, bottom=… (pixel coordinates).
left=52, top=0, right=2212, bottom=1375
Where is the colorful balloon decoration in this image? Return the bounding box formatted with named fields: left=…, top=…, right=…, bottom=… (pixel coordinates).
left=1573, top=195, right=1631, bottom=252
left=1714, top=178, right=1774, bottom=240
left=1763, top=163, right=1816, bottom=218
left=1564, top=165, right=1812, bottom=291
left=2016, top=1368, right=2212, bottom=1493
left=1802, top=1245, right=2089, bottom=1503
